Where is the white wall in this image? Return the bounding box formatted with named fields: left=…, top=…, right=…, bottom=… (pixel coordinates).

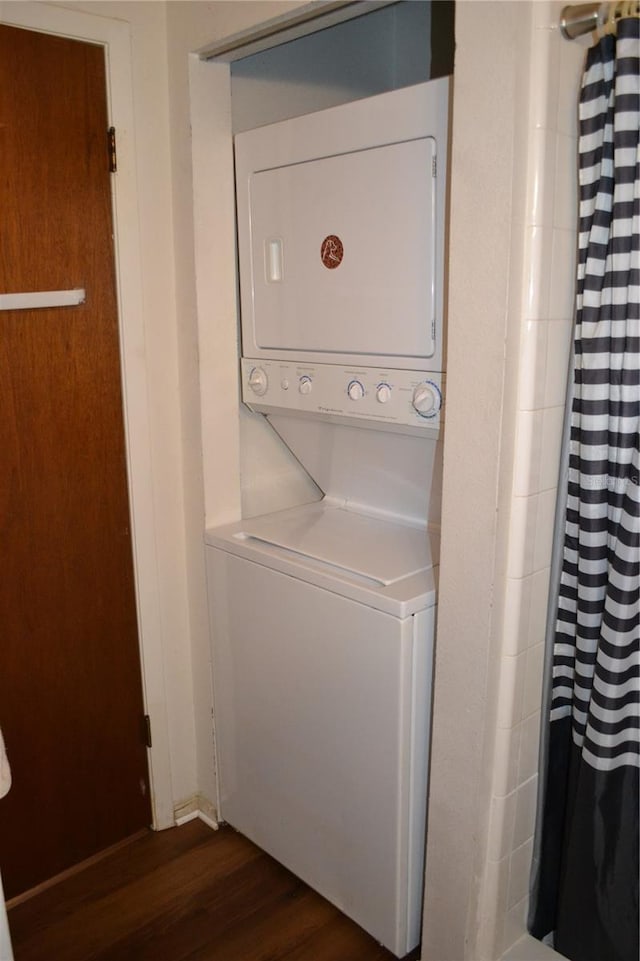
left=479, top=4, right=588, bottom=957
left=422, top=3, right=588, bottom=959
left=55, top=0, right=202, bottom=817
left=422, top=4, right=525, bottom=956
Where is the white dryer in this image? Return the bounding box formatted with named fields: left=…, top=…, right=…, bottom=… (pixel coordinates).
left=206, top=78, right=449, bottom=958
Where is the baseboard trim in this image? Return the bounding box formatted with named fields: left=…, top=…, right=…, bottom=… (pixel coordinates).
left=197, top=810, right=219, bottom=831
left=173, top=794, right=219, bottom=830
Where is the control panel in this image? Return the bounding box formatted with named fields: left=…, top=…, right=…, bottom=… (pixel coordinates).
left=241, top=358, right=444, bottom=434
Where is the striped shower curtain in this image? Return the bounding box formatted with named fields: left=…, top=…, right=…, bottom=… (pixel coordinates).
left=528, top=15, right=639, bottom=961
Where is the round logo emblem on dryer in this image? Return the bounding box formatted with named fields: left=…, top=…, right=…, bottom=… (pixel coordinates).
left=320, top=235, right=344, bottom=269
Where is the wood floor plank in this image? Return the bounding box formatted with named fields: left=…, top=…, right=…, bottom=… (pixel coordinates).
left=283, top=912, right=399, bottom=961
left=8, top=820, right=415, bottom=961
left=180, top=887, right=335, bottom=961
left=11, top=832, right=262, bottom=960
left=9, top=819, right=215, bottom=929
left=92, top=848, right=307, bottom=960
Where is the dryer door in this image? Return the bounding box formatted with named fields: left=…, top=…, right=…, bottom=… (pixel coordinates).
left=247, top=137, right=436, bottom=359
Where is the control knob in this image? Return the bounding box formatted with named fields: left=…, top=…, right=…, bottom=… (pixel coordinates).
left=376, top=383, right=391, bottom=404
left=299, top=375, right=313, bottom=395
left=248, top=367, right=268, bottom=396
left=412, top=381, right=442, bottom=418
left=347, top=380, right=365, bottom=401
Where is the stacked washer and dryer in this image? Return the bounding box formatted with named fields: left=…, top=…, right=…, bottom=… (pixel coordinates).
left=206, top=77, right=449, bottom=958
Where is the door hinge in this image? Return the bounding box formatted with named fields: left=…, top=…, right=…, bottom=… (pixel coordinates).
left=108, top=126, right=117, bottom=173
left=432, top=156, right=437, bottom=177
left=143, top=714, right=152, bottom=748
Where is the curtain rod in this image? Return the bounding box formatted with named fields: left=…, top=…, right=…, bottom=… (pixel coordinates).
left=560, top=1, right=639, bottom=39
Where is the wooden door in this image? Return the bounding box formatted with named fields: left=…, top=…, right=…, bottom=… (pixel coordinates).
left=0, top=25, right=151, bottom=899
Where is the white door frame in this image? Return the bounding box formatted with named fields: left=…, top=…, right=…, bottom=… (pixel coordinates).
left=0, top=1, right=173, bottom=829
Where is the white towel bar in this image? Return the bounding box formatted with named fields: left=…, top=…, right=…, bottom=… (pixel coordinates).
left=0, top=288, right=86, bottom=311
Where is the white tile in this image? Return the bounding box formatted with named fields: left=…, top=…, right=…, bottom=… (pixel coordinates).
left=533, top=488, right=557, bottom=572
left=553, top=132, right=579, bottom=231
left=529, top=18, right=560, bottom=130
left=545, top=318, right=573, bottom=407
left=512, top=132, right=532, bottom=231
left=514, top=775, right=539, bottom=850
left=509, top=838, right=534, bottom=908
left=508, top=490, right=556, bottom=583
left=509, top=224, right=527, bottom=315
left=507, top=495, right=538, bottom=579
left=503, top=576, right=533, bottom=656
left=502, top=895, right=530, bottom=957
left=497, top=653, right=527, bottom=729
left=494, top=724, right=523, bottom=798
left=518, top=320, right=548, bottom=411
left=531, top=1, right=549, bottom=32
left=518, top=711, right=542, bottom=784
left=525, top=128, right=557, bottom=228
left=532, top=0, right=558, bottom=32
left=488, top=791, right=518, bottom=861
left=523, top=643, right=545, bottom=719
left=522, top=226, right=553, bottom=321
left=549, top=228, right=577, bottom=320
left=528, top=568, right=551, bottom=649
left=556, top=63, right=580, bottom=140
left=540, top=406, right=565, bottom=492
left=557, top=34, right=587, bottom=137
left=513, top=409, right=543, bottom=496
left=478, top=856, right=511, bottom=961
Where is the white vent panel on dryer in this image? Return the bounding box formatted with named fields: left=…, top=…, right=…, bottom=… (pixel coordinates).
left=247, top=138, right=436, bottom=360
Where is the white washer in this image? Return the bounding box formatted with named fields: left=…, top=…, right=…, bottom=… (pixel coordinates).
left=206, top=502, right=437, bottom=956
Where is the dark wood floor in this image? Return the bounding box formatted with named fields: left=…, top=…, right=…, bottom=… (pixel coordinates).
left=7, top=819, right=420, bottom=961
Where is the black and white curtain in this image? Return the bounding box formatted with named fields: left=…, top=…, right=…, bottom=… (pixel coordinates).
left=529, top=15, right=639, bottom=961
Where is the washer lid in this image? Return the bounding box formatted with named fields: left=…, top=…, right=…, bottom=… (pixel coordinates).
left=206, top=502, right=438, bottom=617
left=241, top=504, right=432, bottom=587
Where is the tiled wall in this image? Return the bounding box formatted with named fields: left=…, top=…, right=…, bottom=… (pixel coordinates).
left=478, top=3, right=591, bottom=958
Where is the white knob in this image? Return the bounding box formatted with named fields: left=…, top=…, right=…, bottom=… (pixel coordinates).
left=348, top=380, right=365, bottom=401
left=376, top=383, right=391, bottom=404
left=412, top=382, right=441, bottom=416
left=299, top=376, right=312, bottom=395
left=248, top=367, right=268, bottom=396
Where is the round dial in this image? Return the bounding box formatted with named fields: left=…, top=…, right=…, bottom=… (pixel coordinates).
left=376, top=383, right=391, bottom=404
left=299, top=375, right=313, bottom=395
left=248, top=367, right=268, bottom=396
left=347, top=380, right=365, bottom=401
left=412, top=381, right=442, bottom=418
